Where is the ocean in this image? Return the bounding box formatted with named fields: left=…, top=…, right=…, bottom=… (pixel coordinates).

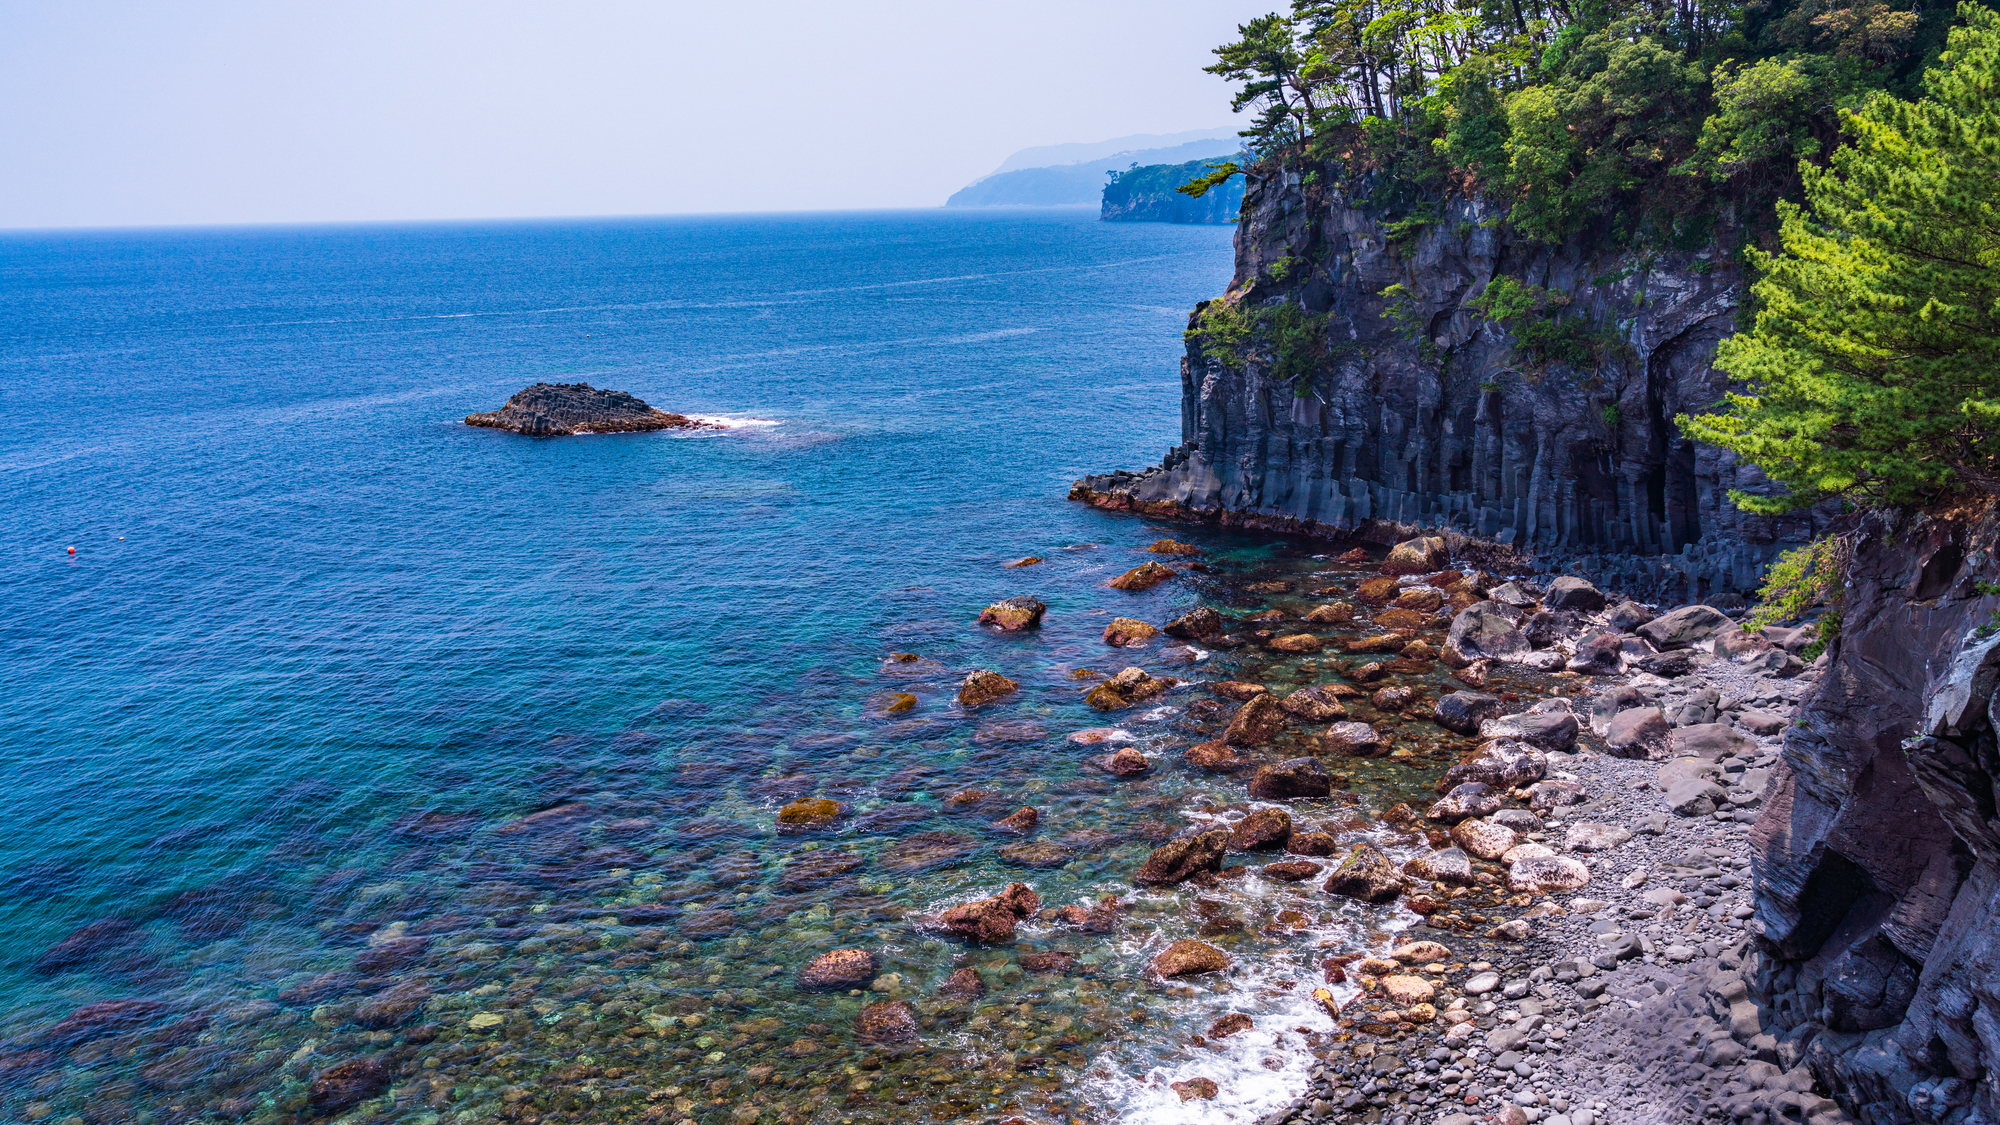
left=0, top=209, right=1487, bottom=1125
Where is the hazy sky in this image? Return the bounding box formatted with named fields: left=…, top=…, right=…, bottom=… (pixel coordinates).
left=0, top=0, right=1275, bottom=229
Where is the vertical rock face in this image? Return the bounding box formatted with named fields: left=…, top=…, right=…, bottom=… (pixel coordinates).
left=1752, top=503, right=2000, bottom=1123
left=1072, top=171, right=1831, bottom=600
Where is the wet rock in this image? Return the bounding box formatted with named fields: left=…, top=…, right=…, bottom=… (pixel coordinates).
left=1454, top=658, right=1494, bottom=688
left=1567, top=631, right=1626, bottom=674
left=1322, top=844, right=1406, bottom=903
left=1165, top=606, right=1223, bottom=638
left=1067, top=727, right=1124, bottom=745
left=33, top=917, right=145, bottom=975
left=1382, top=974, right=1436, bottom=1005
left=1207, top=1012, right=1254, bottom=1038
left=1440, top=739, right=1547, bottom=792
left=1444, top=604, right=1531, bottom=667
left=780, top=850, right=869, bottom=888
left=1303, top=602, right=1356, bottom=624
left=1085, top=666, right=1175, bottom=711
left=354, top=980, right=433, bottom=1029
left=777, top=798, right=844, bottom=830
left=1404, top=848, right=1475, bottom=885
left=1382, top=536, right=1447, bottom=575
left=1479, top=701, right=1579, bottom=752
left=1262, top=860, right=1323, bottom=882
left=1184, top=739, right=1246, bottom=772
left=1598, top=601, right=1654, bottom=636
left=1436, top=691, right=1505, bottom=735
left=1373, top=607, right=1432, bottom=632
left=1635, top=649, right=1701, bottom=677
left=1152, top=939, right=1230, bottom=977
left=939, top=883, right=1041, bottom=942
left=1637, top=604, right=1733, bottom=650
left=1110, top=562, right=1177, bottom=591
left=979, top=596, right=1047, bottom=632
left=998, top=841, right=1074, bottom=867
left=1135, top=830, right=1229, bottom=885
left=1004, top=556, right=1043, bottom=568
left=1224, top=695, right=1286, bottom=745
left=1098, top=747, right=1152, bottom=777
left=1373, top=686, right=1415, bottom=712
left=1354, top=576, right=1402, bottom=605
left=1427, top=782, right=1502, bottom=823
left=1450, top=819, right=1518, bottom=861
left=1246, top=757, right=1334, bottom=801
left=35, top=999, right=169, bottom=1046
left=958, top=669, right=1019, bottom=707
left=1149, top=538, right=1203, bottom=556
left=1210, top=681, right=1269, bottom=701
left=1267, top=633, right=1324, bottom=654
left=1508, top=855, right=1591, bottom=893
left=1605, top=706, right=1672, bottom=759
left=1527, top=779, right=1589, bottom=813
left=799, top=948, right=879, bottom=990
left=1287, top=831, right=1338, bottom=856
left=1104, top=617, right=1160, bottom=647
left=936, top=967, right=986, bottom=1000
left=1393, top=586, right=1445, bottom=613
left=1323, top=721, right=1389, bottom=758
left=855, top=1000, right=919, bottom=1042
left=991, top=807, right=1039, bottom=834
left=1229, top=807, right=1293, bottom=850
left=1277, top=685, right=1347, bottom=722
left=1346, top=632, right=1413, bottom=655
left=1489, top=581, right=1538, bottom=608
left=309, top=1057, right=390, bottom=1115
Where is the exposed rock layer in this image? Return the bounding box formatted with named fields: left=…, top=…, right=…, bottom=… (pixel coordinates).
left=466, top=382, right=712, bottom=436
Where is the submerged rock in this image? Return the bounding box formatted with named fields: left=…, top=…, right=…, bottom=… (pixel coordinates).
left=1262, top=859, right=1323, bottom=882
left=855, top=1000, right=919, bottom=1042
left=936, top=967, right=987, bottom=1000
left=1246, top=757, right=1334, bottom=801
left=1280, top=685, right=1349, bottom=721
left=1103, top=617, right=1160, bottom=647
left=800, top=949, right=879, bottom=989
left=309, top=1057, right=390, bottom=1115
left=1184, top=739, right=1246, bottom=772
left=1148, top=538, right=1203, bottom=556
left=465, top=382, right=712, bottom=435
left=1228, top=807, right=1293, bottom=850
left=776, top=798, right=844, bottom=830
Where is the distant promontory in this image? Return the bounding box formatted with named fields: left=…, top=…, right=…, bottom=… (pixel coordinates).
left=465, top=383, right=714, bottom=436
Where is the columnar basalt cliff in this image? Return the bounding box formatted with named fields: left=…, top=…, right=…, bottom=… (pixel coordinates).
left=1754, top=504, right=2000, bottom=1123
left=1073, top=170, right=1829, bottom=601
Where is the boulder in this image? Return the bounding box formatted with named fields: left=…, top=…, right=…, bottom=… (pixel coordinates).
left=1605, top=706, right=1672, bottom=759
left=1489, top=581, right=1539, bottom=608
left=1667, top=777, right=1728, bottom=816
left=1403, top=848, right=1475, bottom=886
left=1223, top=695, right=1286, bottom=746
left=958, top=669, right=1018, bottom=707
left=936, top=967, right=987, bottom=1000
left=1324, top=721, right=1389, bottom=757
left=1564, top=823, right=1633, bottom=851
left=1354, top=576, right=1402, bottom=605
left=465, top=382, right=710, bottom=435
left=1436, top=691, right=1505, bottom=735
left=1671, top=723, right=1758, bottom=761
left=1279, top=685, right=1349, bottom=721
left=1544, top=576, right=1606, bottom=611
left=1228, top=808, right=1293, bottom=850
left=1637, top=604, right=1734, bottom=650
left=1636, top=649, right=1701, bottom=677
left=1450, top=819, right=1518, bottom=861
left=1381, top=536, right=1448, bottom=576
left=1109, top=562, right=1176, bottom=591
left=1521, top=610, right=1580, bottom=649
left=979, top=596, right=1047, bottom=631
left=1103, top=617, right=1160, bottom=647
left=1427, top=782, right=1501, bottom=824
left=1183, top=739, right=1246, bottom=772
left=1605, top=600, right=1656, bottom=632
left=799, top=949, right=879, bottom=990
left=1439, top=741, right=1546, bottom=792
left=1246, top=757, right=1334, bottom=801
left=1739, top=709, right=1788, bottom=735
left=1526, top=779, right=1589, bottom=813
left=1322, top=844, right=1407, bottom=903
left=310, top=1057, right=391, bottom=1115
left=991, top=807, right=1039, bottom=834
left=1373, top=608, right=1431, bottom=631
left=1085, top=666, right=1174, bottom=711
left=777, top=798, right=844, bottom=829
left=1209, top=681, right=1269, bottom=701
left=1303, top=602, right=1356, bottom=624
left=1164, top=606, right=1223, bottom=639
left=1382, top=975, right=1436, bottom=1005
left=1262, top=860, right=1323, bottom=882
left=938, top=883, right=1042, bottom=942
left=1443, top=604, right=1530, bottom=667
left=1173, top=1077, right=1221, bottom=1101
left=1567, top=631, right=1625, bottom=674
left=1508, top=855, right=1591, bottom=893
left=855, top=1000, right=919, bottom=1042
left=1148, top=538, right=1203, bottom=556
left=1478, top=702, right=1579, bottom=752
left=1287, top=831, right=1339, bottom=856
left=1004, top=556, right=1043, bottom=568
left=1372, top=686, right=1415, bottom=711
left=1267, top=633, right=1324, bottom=654
left=1134, top=830, right=1228, bottom=885
left=1393, top=587, right=1445, bottom=613
left=1152, top=940, right=1230, bottom=978
left=1098, top=747, right=1152, bottom=777
left=1491, top=808, right=1544, bottom=832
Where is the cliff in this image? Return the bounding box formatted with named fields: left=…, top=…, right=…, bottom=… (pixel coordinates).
left=1072, top=168, right=1830, bottom=601
left=1099, top=159, right=1245, bottom=224
left=1751, top=504, right=2000, bottom=1123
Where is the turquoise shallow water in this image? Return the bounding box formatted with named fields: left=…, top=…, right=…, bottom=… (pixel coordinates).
left=0, top=210, right=1517, bottom=1125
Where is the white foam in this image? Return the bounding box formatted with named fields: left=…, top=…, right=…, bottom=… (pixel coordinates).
left=686, top=414, right=783, bottom=429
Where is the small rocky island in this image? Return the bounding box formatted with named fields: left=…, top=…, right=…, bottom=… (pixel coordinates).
left=464, top=382, right=714, bottom=436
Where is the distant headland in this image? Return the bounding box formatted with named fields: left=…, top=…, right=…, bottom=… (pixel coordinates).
left=464, top=382, right=715, bottom=436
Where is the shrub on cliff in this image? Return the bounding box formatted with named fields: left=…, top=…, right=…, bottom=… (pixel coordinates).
left=1680, top=5, right=2000, bottom=513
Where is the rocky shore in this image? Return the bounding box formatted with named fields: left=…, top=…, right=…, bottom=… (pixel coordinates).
left=465, top=383, right=714, bottom=436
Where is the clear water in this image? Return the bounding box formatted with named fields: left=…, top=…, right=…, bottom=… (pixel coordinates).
left=0, top=210, right=1523, bottom=1125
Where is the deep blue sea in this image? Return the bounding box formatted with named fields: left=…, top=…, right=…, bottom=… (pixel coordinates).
left=0, top=210, right=1474, bottom=1125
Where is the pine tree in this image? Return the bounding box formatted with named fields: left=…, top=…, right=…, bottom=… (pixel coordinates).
left=1680, top=4, right=2000, bottom=512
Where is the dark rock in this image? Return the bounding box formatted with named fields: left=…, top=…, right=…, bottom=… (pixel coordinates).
left=855, top=1000, right=919, bottom=1042
left=979, top=596, right=1047, bottom=632
left=33, top=917, right=144, bottom=974
left=1605, top=600, right=1657, bottom=632
left=1637, top=604, right=1733, bottom=650
left=1322, top=844, right=1406, bottom=903
left=939, top=883, right=1041, bottom=943
left=1223, top=695, right=1286, bottom=745
left=998, top=841, right=1074, bottom=867
left=1208, top=1012, right=1254, bottom=1038
left=1246, top=757, right=1334, bottom=801
left=1522, top=609, right=1580, bottom=649
left=354, top=980, right=433, bottom=1029
left=1568, top=630, right=1625, bottom=674
left=1229, top=807, right=1293, bottom=850
left=936, top=967, right=986, bottom=1000
left=1020, top=951, right=1081, bottom=975
left=1287, top=831, right=1339, bottom=856
left=800, top=949, right=878, bottom=990
left=1262, top=860, right=1323, bottom=882
left=35, top=999, right=168, bottom=1046
left=1184, top=739, right=1247, bottom=772
left=1426, top=782, right=1501, bottom=824
left=1152, top=939, right=1230, bottom=977
left=1479, top=701, right=1578, bottom=752
left=1436, top=691, right=1504, bottom=734
left=1544, top=576, right=1606, bottom=611
left=466, top=382, right=709, bottom=435
left=1109, top=562, right=1176, bottom=591
left=1671, top=723, right=1758, bottom=760
left=779, top=850, right=868, bottom=888
left=309, top=1057, right=390, bottom=1115
left=1635, top=649, right=1701, bottom=677
left=1135, top=830, right=1228, bottom=885
left=1085, top=665, right=1175, bottom=711
left=1173, top=1076, right=1221, bottom=1101
left=1165, top=606, right=1223, bottom=638
left=1324, top=721, right=1389, bottom=757
left=1279, top=685, right=1350, bottom=721
left=957, top=669, right=1018, bottom=707
left=1443, top=604, right=1530, bottom=667
left=991, top=807, right=1039, bottom=834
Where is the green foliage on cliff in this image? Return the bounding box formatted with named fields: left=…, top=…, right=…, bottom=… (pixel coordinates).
left=1679, top=6, right=2000, bottom=512
left=1203, top=0, right=1976, bottom=244
left=1187, top=299, right=1332, bottom=391
left=1469, top=277, right=1627, bottom=371
left=1746, top=536, right=1852, bottom=656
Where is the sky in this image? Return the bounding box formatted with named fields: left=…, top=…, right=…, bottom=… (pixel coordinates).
left=0, top=0, right=1276, bottom=229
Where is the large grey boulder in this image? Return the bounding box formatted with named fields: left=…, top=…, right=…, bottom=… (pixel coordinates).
left=1479, top=701, right=1579, bottom=753
left=1545, top=576, right=1606, bottom=612
left=1637, top=605, right=1734, bottom=651
left=1443, top=603, right=1530, bottom=668
left=1435, top=691, right=1505, bottom=735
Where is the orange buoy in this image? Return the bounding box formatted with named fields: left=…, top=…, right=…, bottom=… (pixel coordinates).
left=67, top=546, right=76, bottom=555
